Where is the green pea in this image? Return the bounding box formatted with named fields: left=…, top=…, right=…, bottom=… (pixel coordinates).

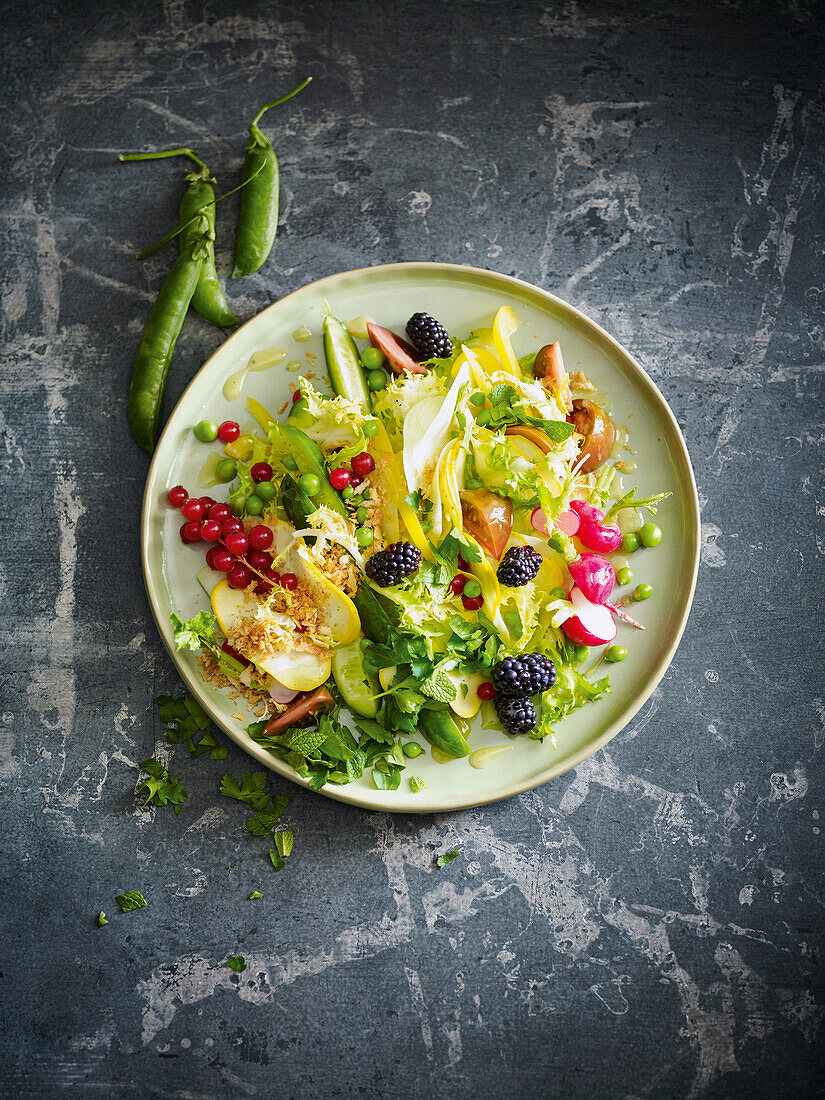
left=402, top=742, right=424, bottom=759
left=367, top=369, right=387, bottom=392
left=215, top=457, right=237, bottom=482
left=361, top=347, right=385, bottom=370
left=282, top=455, right=298, bottom=471
left=363, top=420, right=380, bottom=439
left=469, top=391, right=486, bottom=407
left=574, top=644, right=591, bottom=663
left=342, top=485, right=355, bottom=500
left=605, top=645, right=628, bottom=663
left=639, top=523, right=663, bottom=547
left=621, top=532, right=640, bottom=553
left=356, top=526, right=374, bottom=547
left=616, top=566, right=633, bottom=586
left=359, top=489, right=371, bottom=502
left=476, top=409, right=492, bottom=426
left=194, top=419, right=218, bottom=442
left=245, top=494, right=264, bottom=516
left=463, top=578, right=482, bottom=598
left=300, top=473, right=321, bottom=496
left=256, top=480, right=276, bottom=501
left=549, top=587, right=567, bottom=601
left=356, top=506, right=369, bottom=523
left=634, top=583, right=653, bottom=601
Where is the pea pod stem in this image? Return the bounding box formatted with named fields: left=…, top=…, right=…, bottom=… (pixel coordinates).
left=119, top=147, right=210, bottom=174
left=249, top=76, right=313, bottom=128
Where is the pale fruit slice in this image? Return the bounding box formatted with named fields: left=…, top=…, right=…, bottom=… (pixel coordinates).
left=270, top=520, right=361, bottom=646
left=445, top=670, right=486, bottom=719
left=331, top=639, right=379, bottom=717
left=197, top=565, right=219, bottom=597
left=210, top=579, right=331, bottom=691
left=258, top=650, right=331, bottom=691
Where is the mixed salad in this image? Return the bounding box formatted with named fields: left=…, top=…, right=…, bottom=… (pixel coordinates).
left=166, top=305, right=667, bottom=793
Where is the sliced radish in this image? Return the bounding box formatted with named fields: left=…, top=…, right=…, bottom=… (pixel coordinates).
left=556, top=508, right=580, bottom=537
left=561, top=587, right=617, bottom=646
left=568, top=553, right=615, bottom=605
left=530, top=507, right=551, bottom=536
left=269, top=680, right=301, bottom=706
left=366, top=322, right=425, bottom=375
left=578, top=521, right=622, bottom=553
left=569, top=499, right=604, bottom=525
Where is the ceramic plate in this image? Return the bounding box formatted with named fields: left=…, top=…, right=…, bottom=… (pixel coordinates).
left=142, top=262, right=700, bottom=812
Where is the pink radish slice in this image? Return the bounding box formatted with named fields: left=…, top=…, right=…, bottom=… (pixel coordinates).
left=530, top=508, right=551, bottom=536
left=366, top=322, right=425, bottom=375
left=578, top=521, right=622, bottom=553
left=269, top=681, right=301, bottom=705
left=561, top=587, right=617, bottom=646
left=568, top=553, right=615, bottom=604
left=569, top=499, right=604, bottom=525
left=556, top=508, right=580, bottom=537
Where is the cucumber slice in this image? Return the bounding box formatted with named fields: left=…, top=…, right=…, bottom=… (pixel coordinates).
left=277, top=423, right=348, bottom=517
left=324, top=310, right=371, bottom=410
left=332, top=639, right=380, bottom=717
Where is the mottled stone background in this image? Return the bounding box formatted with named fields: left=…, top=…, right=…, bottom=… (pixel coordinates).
left=1, top=0, right=823, bottom=1096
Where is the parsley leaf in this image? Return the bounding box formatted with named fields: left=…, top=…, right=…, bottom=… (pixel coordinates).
left=224, top=955, right=247, bottom=973
left=248, top=891, right=263, bottom=900
left=138, top=758, right=187, bottom=814
left=116, top=891, right=147, bottom=912
left=268, top=849, right=286, bottom=872
left=435, top=850, right=460, bottom=869
left=220, top=771, right=270, bottom=810
left=170, top=610, right=220, bottom=652
left=96, top=911, right=108, bottom=927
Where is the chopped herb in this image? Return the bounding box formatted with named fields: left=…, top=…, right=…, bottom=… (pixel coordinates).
left=248, top=891, right=263, bottom=900
left=268, top=849, right=286, bottom=872
left=272, top=829, right=294, bottom=858
left=116, top=891, right=147, bottom=912
left=435, top=850, right=460, bottom=869
left=96, top=911, right=108, bottom=927
left=224, top=955, right=247, bottom=973
left=409, top=776, right=426, bottom=793
left=138, top=758, right=187, bottom=814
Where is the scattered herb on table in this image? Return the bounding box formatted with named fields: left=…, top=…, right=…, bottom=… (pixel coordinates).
left=138, top=758, right=187, bottom=813
left=116, top=891, right=147, bottom=912
left=435, top=850, right=460, bottom=869
left=96, top=912, right=108, bottom=927
left=248, top=891, right=263, bottom=901
left=224, top=956, right=247, bottom=973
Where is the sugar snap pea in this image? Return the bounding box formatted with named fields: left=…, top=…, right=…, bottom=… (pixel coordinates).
left=120, top=148, right=238, bottom=327
left=232, top=77, right=312, bottom=278
left=128, top=227, right=208, bottom=451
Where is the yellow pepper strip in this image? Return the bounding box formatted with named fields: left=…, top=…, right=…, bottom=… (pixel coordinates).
left=466, top=327, right=497, bottom=355
left=464, top=344, right=499, bottom=380
left=492, top=306, right=521, bottom=379
left=463, top=534, right=512, bottom=643
left=450, top=348, right=469, bottom=379
left=393, top=453, right=432, bottom=558
left=223, top=435, right=255, bottom=462
left=370, top=421, right=400, bottom=541
left=439, top=440, right=465, bottom=532
left=246, top=396, right=278, bottom=435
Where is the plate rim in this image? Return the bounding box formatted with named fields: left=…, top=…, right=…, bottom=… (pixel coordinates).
left=141, top=260, right=701, bottom=813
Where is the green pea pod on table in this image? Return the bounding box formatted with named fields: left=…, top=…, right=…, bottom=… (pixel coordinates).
left=120, top=148, right=238, bottom=328
left=128, top=228, right=208, bottom=452
left=232, top=77, right=312, bottom=278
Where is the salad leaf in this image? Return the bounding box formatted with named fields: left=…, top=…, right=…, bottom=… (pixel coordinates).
left=435, top=850, right=460, bottom=869
left=116, top=891, right=147, bottom=913
left=530, top=667, right=612, bottom=742
left=138, top=758, right=187, bottom=814
left=171, top=610, right=220, bottom=652
left=372, top=764, right=403, bottom=790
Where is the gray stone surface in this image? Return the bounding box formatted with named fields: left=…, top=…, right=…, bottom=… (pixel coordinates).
left=1, top=1, right=823, bottom=1096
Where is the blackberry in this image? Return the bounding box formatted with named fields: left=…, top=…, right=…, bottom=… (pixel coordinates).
left=497, top=545, right=542, bottom=587
left=495, top=694, right=536, bottom=735
left=364, top=541, right=421, bottom=587
left=406, top=313, right=453, bottom=360
left=492, top=654, right=556, bottom=697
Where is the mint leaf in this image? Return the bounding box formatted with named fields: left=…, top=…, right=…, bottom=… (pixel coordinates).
left=248, top=891, right=263, bottom=900
left=435, top=850, right=460, bottom=869
left=372, top=764, right=403, bottom=790
left=268, top=849, right=286, bottom=872
left=279, top=725, right=328, bottom=757
left=96, top=911, right=108, bottom=927
left=420, top=668, right=457, bottom=703
left=224, top=955, right=247, bottom=973
left=409, top=776, right=426, bottom=793
left=116, top=891, right=147, bottom=912
left=272, top=829, right=294, bottom=858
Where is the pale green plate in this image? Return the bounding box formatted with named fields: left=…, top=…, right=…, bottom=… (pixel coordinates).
left=142, top=262, right=700, bottom=812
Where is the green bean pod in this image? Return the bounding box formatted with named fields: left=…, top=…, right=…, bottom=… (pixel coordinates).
left=232, top=78, right=312, bottom=278
left=128, top=244, right=205, bottom=452
left=180, top=168, right=239, bottom=327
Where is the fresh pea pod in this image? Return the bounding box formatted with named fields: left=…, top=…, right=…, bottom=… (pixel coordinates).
left=120, top=148, right=238, bottom=328
left=128, top=238, right=206, bottom=451
left=232, top=77, right=312, bottom=278
left=179, top=167, right=238, bottom=327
